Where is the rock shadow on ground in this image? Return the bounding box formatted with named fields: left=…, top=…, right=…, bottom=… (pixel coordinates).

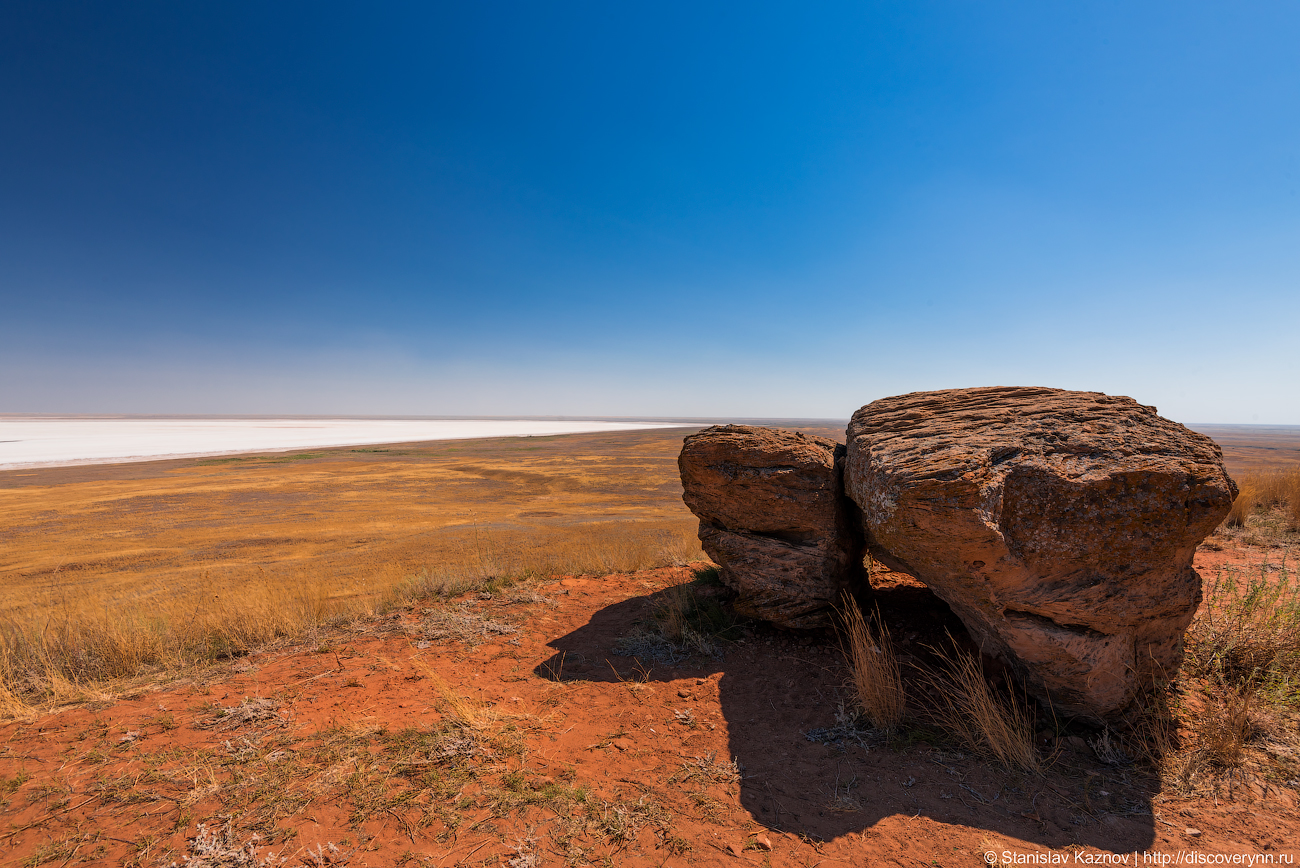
left=534, top=580, right=1159, bottom=854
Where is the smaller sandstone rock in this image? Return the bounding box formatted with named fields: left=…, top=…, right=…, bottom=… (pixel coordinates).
left=756, top=835, right=774, bottom=851
left=1185, top=828, right=1202, bottom=838
left=727, top=842, right=744, bottom=857
left=678, top=425, right=867, bottom=628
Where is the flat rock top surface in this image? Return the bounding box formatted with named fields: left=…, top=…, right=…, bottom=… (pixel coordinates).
left=681, top=424, right=839, bottom=470
left=679, top=425, right=843, bottom=534
left=849, top=386, right=1228, bottom=481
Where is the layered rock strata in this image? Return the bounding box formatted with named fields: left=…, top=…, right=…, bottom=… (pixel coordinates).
left=844, top=386, right=1236, bottom=721
left=678, top=425, right=867, bottom=629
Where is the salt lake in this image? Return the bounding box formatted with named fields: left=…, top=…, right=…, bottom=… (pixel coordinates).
left=0, top=417, right=682, bottom=470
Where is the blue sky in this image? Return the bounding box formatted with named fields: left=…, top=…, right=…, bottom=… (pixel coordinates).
left=2, top=2, right=1297, bottom=423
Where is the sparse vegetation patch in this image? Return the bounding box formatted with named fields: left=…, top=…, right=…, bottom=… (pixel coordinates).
left=613, top=567, right=746, bottom=664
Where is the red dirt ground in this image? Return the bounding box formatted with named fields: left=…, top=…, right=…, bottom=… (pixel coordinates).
left=3, top=559, right=1298, bottom=867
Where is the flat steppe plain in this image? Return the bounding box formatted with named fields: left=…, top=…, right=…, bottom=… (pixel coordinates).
left=0, top=427, right=724, bottom=620
left=1191, top=424, right=1300, bottom=473
left=0, top=424, right=1297, bottom=867
left=3, top=423, right=1285, bottom=621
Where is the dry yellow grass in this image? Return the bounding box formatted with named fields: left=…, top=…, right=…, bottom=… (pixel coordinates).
left=0, top=427, right=766, bottom=711
left=1194, top=681, right=1256, bottom=770
left=410, top=658, right=497, bottom=729
left=1224, top=467, right=1300, bottom=530
left=837, top=598, right=904, bottom=733
left=919, top=643, right=1039, bottom=773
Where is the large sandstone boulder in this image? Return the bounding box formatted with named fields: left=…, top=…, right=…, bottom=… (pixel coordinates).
left=679, top=425, right=867, bottom=629
left=845, top=387, right=1236, bottom=721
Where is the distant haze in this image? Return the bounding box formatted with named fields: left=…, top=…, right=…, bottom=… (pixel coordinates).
left=1, top=3, right=1297, bottom=424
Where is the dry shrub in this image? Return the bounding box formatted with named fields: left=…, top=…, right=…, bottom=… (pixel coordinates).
left=919, top=644, right=1039, bottom=773
left=1187, top=560, right=1300, bottom=703
left=1195, top=682, right=1256, bottom=770
left=1172, top=556, right=1300, bottom=792
left=420, top=606, right=518, bottom=645
left=1088, top=729, right=1133, bottom=765
left=1158, top=682, right=1259, bottom=794
left=837, top=599, right=904, bottom=733
left=585, top=794, right=670, bottom=846
left=171, top=821, right=278, bottom=868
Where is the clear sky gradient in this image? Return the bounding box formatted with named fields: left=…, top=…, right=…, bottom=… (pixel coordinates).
left=2, top=2, right=1297, bottom=423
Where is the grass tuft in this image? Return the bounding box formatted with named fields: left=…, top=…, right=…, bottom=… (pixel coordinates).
left=918, top=642, right=1039, bottom=773
left=837, top=598, right=904, bottom=733
left=409, top=661, right=495, bottom=730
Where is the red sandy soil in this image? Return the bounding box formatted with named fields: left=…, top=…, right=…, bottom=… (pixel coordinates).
left=3, top=560, right=1298, bottom=868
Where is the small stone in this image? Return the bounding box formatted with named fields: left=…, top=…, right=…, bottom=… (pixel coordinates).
left=727, top=843, right=743, bottom=857
left=611, top=739, right=632, bottom=751
left=1186, top=828, right=1202, bottom=837
left=756, top=835, right=773, bottom=851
